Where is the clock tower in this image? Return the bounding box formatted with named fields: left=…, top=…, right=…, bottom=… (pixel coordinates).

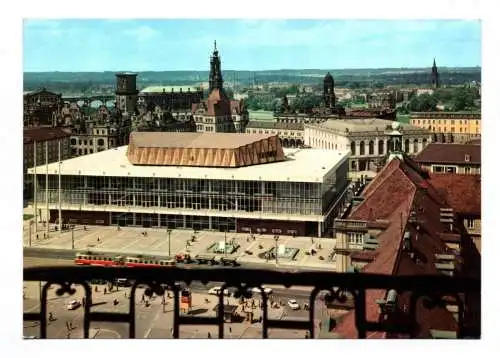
left=115, top=72, right=139, bottom=113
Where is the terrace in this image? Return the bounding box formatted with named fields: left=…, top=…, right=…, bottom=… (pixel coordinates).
left=23, top=265, right=480, bottom=339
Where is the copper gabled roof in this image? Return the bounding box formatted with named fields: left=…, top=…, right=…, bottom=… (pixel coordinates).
left=126, top=132, right=285, bottom=168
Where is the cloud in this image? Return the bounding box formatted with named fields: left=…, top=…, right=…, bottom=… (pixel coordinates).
left=123, top=25, right=158, bottom=41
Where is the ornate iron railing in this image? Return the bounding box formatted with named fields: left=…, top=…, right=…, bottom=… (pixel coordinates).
left=23, top=266, right=480, bottom=339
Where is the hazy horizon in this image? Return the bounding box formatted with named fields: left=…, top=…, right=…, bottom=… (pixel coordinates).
left=23, top=19, right=481, bottom=72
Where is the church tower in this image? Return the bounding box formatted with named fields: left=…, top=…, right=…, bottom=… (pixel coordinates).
left=209, top=41, right=224, bottom=93
left=323, top=72, right=336, bottom=108
left=431, top=58, right=440, bottom=89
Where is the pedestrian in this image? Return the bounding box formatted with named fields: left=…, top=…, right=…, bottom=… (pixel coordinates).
left=67, top=333, right=71, bottom=339
left=104, top=287, right=107, bottom=295
left=43, top=233, right=46, bottom=239
left=97, top=237, right=100, bottom=243
left=141, top=294, right=145, bottom=302
left=36, top=234, right=39, bottom=240
left=207, top=332, right=211, bottom=339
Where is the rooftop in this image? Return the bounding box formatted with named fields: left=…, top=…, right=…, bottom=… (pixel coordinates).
left=308, top=118, right=425, bottom=133
left=246, top=120, right=304, bottom=131
left=334, top=155, right=475, bottom=338
left=23, top=127, right=71, bottom=144
left=140, top=85, right=201, bottom=93
left=29, top=146, right=349, bottom=183
left=428, top=174, right=481, bottom=215
left=129, top=132, right=274, bottom=149
left=414, top=143, right=481, bottom=165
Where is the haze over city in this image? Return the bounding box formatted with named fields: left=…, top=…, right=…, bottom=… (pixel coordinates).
left=23, top=19, right=481, bottom=72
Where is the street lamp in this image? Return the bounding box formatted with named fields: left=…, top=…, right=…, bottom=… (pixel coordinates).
left=224, top=229, right=227, bottom=257
left=28, top=220, right=33, bottom=247
left=71, top=225, right=75, bottom=250
left=166, top=229, right=172, bottom=257
left=273, top=235, right=279, bottom=267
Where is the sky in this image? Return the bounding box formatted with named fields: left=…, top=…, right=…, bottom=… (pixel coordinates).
left=23, top=19, right=481, bottom=72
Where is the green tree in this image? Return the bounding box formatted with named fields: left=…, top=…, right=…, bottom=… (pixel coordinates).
left=452, top=87, right=476, bottom=111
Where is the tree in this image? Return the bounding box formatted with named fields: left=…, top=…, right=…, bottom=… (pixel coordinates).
left=452, top=87, right=476, bottom=111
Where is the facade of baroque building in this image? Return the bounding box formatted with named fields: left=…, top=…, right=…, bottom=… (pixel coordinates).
left=192, top=42, right=249, bottom=133
left=138, top=85, right=203, bottom=112
left=24, top=89, right=63, bottom=126
left=304, top=119, right=432, bottom=172
left=410, top=111, right=481, bottom=144
left=245, top=121, right=304, bottom=148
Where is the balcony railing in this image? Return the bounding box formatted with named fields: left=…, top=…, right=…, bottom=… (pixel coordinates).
left=23, top=266, right=480, bottom=339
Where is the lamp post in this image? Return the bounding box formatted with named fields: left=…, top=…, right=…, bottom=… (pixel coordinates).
left=167, top=229, right=172, bottom=257
left=273, top=235, right=279, bottom=267
left=71, top=225, right=75, bottom=250
left=28, top=220, right=33, bottom=247
left=224, top=229, right=227, bottom=257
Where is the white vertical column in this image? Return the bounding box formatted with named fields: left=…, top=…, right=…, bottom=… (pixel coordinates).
left=58, top=140, right=62, bottom=233
left=45, top=142, right=49, bottom=237
left=33, top=141, right=38, bottom=233
left=234, top=181, right=238, bottom=211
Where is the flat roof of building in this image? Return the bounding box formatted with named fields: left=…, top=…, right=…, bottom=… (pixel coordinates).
left=308, top=118, right=424, bottom=133
left=29, top=146, right=349, bottom=183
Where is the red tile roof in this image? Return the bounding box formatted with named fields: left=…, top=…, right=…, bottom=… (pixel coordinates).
left=414, top=143, right=481, bottom=165
left=428, top=174, right=481, bottom=215
left=333, top=155, right=462, bottom=338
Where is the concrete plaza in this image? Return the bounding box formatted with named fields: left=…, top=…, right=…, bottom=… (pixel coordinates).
left=23, top=207, right=338, bottom=271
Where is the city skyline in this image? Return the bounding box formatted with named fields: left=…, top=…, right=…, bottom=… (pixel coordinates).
left=23, top=19, right=481, bottom=72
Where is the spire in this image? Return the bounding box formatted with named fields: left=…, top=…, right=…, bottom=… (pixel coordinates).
left=209, top=41, right=223, bottom=93
left=432, top=57, right=436, bottom=68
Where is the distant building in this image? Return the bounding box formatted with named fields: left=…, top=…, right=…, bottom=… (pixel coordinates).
left=304, top=119, right=431, bottom=172
left=409, top=112, right=481, bottom=144
left=414, top=143, right=481, bottom=175
left=192, top=42, right=248, bottom=133
left=245, top=121, right=304, bottom=148
left=23, top=127, right=72, bottom=199
left=24, top=89, right=62, bottom=126
left=138, top=85, right=203, bottom=112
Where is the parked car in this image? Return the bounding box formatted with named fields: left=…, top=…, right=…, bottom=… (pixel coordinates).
left=208, top=287, right=230, bottom=296
left=287, top=299, right=300, bottom=310
left=251, top=286, right=273, bottom=295
left=66, top=300, right=81, bottom=310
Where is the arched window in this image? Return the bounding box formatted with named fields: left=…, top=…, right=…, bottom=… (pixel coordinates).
left=413, top=139, right=419, bottom=153
left=388, top=139, right=393, bottom=153
left=378, top=140, right=384, bottom=155
left=97, top=139, right=105, bottom=146
left=359, top=141, right=365, bottom=156
left=368, top=141, right=374, bottom=155
left=71, top=138, right=76, bottom=145
left=351, top=141, right=356, bottom=156
left=422, top=138, right=428, bottom=148
left=404, top=139, right=410, bottom=153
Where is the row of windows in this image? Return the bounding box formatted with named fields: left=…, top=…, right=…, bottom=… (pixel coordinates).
left=247, top=129, right=301, bottom=137
left=416, top=119, right=479, bottom=125
left=432, top=165, right=457, bottom=173
left=70, top=138, right=112, bottom=147
left=432, top=127, right=480, bottom=134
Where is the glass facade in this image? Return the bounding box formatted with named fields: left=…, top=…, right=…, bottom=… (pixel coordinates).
left=34, top=174, right=343, bottom=217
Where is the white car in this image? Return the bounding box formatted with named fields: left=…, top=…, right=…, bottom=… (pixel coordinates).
left=251, top=286, right=273, bottom=295
left=287, top=299, right=300, bottom=310
left=66, top=300, right=81, bottom=310
left=208, top=287, right=230, bottom=296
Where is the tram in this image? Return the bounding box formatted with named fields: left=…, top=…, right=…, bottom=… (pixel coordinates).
left=74, top=252, right=176, bottom=268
